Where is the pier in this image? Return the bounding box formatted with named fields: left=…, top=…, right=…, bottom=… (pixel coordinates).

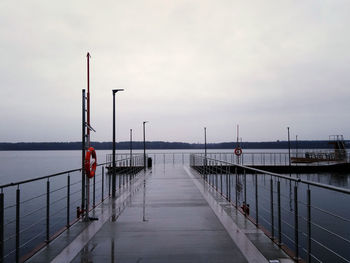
left=1, top=153, right=349, bottom=263
left=26, top=162, right=292, bottom=263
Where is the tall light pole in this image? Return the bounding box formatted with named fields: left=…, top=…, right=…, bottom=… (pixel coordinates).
left=287, top=127, right=291, bottom=166
left=143, top=121, right=148, bottom=170
left=112, top=89, right=124, bottom=198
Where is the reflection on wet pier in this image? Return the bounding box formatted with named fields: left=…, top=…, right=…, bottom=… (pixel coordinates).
left=27, top=162, right=292, bottom=263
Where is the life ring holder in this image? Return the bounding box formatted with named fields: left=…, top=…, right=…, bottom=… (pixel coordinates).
left=85, top=147, right=97, bottom=178
left=234, top=147, right=243, bottom=156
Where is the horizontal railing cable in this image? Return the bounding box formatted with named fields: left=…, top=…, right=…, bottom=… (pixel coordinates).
left=311, top=205, right=350, bottom=223
left=311, top=237, right=350, bottom=263
left=310, top=221, right=350, bottom=244
left=18, top=229, right=46, bottom=250
left=19, top=217, right=46, bottom=236
left=18, top=192, right=47, bottom=205
left=20, top=205, right=46, bottom=220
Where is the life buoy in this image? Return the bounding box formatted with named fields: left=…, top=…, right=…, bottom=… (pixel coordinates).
left=234, top=147, right=242, bottom=156
left=85, top=147, right=97, bottom=178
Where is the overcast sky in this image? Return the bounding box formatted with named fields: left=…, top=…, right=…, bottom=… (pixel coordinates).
left=0, top=0, right=349, bottom=143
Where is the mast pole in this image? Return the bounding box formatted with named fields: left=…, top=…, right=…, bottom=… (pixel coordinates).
left=87, top=52, right=91, bottom=147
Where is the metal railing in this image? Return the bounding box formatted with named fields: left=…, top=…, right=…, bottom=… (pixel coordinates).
left=106, top=152, right=193, bottom=166
left=0, top=155, right=144, bottom=263
left=190, top=153, right=350, bottom=263
left=196, top=152, right=350, bottom=166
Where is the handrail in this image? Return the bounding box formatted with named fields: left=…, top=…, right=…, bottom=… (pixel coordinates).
left=0, top=154, right=145, bottom=263
left=196, top=154, right=350, bottom=194
left=0, top=158, right=134, bottom=189
left=190, top=153, right=350, bottom=262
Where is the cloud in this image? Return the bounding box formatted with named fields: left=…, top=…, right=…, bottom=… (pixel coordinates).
left=0, top=0, right=349, bottom=142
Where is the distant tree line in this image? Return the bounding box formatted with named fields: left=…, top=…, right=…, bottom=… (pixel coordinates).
left=0, top=140, right=348, bottom=151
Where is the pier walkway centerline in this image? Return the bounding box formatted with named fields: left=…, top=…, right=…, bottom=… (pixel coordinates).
left=29, top=163, right=292, bottom=263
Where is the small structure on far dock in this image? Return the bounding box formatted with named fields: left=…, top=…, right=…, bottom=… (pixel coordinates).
left=291, top=135, right=347, bottom=164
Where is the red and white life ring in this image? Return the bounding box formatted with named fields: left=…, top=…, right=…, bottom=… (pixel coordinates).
left=234, top=147, right=242, bottom=156
left=85, top=147, right=97, bottom=178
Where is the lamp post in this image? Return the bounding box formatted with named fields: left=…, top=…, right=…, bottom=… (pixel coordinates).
left=112, top=89, right=124, bottom=198
left=143, top=121, right=148, bottom=170
left=287, top=127, right=291, bottom=166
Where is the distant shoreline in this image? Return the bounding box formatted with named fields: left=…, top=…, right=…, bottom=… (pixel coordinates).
left=0, top=141, right=349, bottom=151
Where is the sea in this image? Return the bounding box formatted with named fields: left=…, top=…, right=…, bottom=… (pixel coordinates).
left=0, top=149, right=349, bottom=262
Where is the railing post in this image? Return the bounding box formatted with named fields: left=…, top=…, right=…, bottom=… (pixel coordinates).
left=307, top=187, right=311, bottom=263
left=220, top=162, right=223, bottom=195
left=263, top=154, right=265, bottom=165
left=277, top=180, right=281, bottom=245
left=255, top=173, right=258, bottom=226
left=16, top=187, right=20, bottom=263
left=46, top=180, right=50, bottom=243
left=294, top=185, right=299, bottom=261
left=235, top=167, right=238, bottom=207
left=228, top=166, right=231, bottom=202
left=227, top=166, right=230, bottom=199
left=270, top=177, right=274, bottom=239
left=0, top=191, right=4, bottom=263
left=102, top=166, right=105, bottom=202
left=108, top=170, right=111, bottom=196
left=93, top=173, right=96, bottom=208
left=215, top=161, right=218, bottom=190
left=244, top=170, right=247, bottom=216
left=67, top=175, right=70, bottom=228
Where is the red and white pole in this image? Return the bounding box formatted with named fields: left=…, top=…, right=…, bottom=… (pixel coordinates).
left=87, top=52, right=91, bottom=146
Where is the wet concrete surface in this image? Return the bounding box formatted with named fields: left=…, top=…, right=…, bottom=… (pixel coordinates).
left=29, top=164, right=293, bottom=263
left=71, top=165, right=248, bottom=262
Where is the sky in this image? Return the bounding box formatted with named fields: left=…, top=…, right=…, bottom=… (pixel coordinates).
left=0, top=0, right=349, bottom=143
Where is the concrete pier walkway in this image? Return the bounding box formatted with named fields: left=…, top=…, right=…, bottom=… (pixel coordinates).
left=29, top=164, right=292, bottom=263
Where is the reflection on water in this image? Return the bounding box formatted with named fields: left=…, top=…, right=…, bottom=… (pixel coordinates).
left=111, top=238, right=115, bottom=263
left=301, top=172, right=350, bottom=188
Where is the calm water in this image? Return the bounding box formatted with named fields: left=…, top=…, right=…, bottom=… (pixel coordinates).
left=0, top=149, right=349, bottom=262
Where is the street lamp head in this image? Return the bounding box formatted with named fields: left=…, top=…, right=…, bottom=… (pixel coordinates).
left=112, top=89, right=124, bottom=94
left=143, top=121, right=148, bottom=124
